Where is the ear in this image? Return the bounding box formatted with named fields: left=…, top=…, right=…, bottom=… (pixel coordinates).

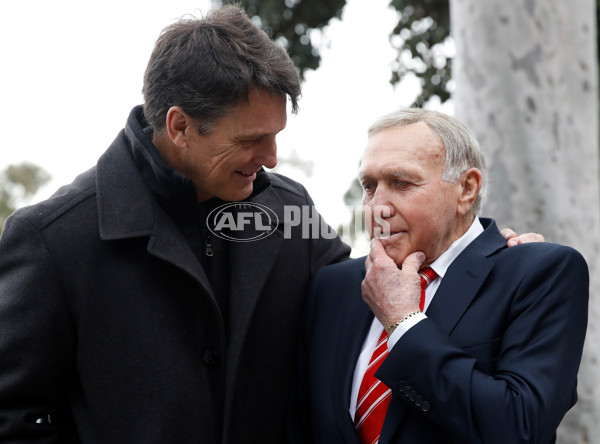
left=165, top=106, right=192, bottom=149
left=457, top=168, right=482, bottom=215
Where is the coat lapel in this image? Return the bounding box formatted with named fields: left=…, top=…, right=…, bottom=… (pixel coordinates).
left=222, top=190, right=286, bottom=406
left=226, top=226, right=283, bottom=363
left=96, top=141, right=216, bottom=298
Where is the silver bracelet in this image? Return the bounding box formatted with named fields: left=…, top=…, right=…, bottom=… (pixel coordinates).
left=385, top=310, right=422, bottom=336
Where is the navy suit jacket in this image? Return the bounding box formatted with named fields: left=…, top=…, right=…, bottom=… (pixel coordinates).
left=289, top=218, right=588, bottom=444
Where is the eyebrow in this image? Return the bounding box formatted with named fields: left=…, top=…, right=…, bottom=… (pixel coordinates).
left=389, top=169, right=419, bottom=180
left=360, top=166, right=421, bottom=182
left=235, top=133, right=269, bottom=141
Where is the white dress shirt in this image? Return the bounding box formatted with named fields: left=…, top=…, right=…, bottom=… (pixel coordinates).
left=349, top=217, right=484, bottom=419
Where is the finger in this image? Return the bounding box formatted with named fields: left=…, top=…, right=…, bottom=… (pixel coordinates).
left=514, top=232, right=545, bottom=244
left=369, top=237, right=387, bottom=260
left=402, top=251, right=426, bottom=273
left=500, top=228, right=516, bottom=240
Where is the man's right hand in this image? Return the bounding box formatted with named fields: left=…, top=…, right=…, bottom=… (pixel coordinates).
left=362, top=239, right=425, bottom=330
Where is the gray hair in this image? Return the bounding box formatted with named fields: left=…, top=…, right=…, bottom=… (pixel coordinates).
left=368, top=108, right=488, bottom=214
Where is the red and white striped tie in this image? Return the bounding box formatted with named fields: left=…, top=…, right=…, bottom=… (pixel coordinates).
left=418, top=267, right=438, bottom=311
left=354, top=267, right=438, bottom=444
left=354, top=329, right=391, bottom=444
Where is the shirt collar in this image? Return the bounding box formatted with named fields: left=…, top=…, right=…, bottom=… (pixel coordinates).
left=429, top=217, right=484, bottom=279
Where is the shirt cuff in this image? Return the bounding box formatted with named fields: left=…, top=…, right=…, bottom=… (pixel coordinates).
left=387, top=312, right=427, bottom=350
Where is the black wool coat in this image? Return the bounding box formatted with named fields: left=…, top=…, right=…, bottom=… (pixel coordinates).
left=0, top=107, right=350, bottom=443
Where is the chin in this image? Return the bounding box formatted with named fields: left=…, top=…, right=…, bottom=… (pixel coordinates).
left=382, top=248, right=406, bottom=267
left=225, top=188, right=253, bottom=202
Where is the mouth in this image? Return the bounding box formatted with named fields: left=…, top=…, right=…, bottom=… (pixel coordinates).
left=235, top=170, right=258, bottom=180
left=375, top=230, right=405, bottom=239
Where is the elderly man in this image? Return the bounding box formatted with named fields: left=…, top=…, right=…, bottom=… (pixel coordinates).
left=289, top=108, right=588, bottom=444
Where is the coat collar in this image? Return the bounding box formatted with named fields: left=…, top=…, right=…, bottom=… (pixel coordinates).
left=97, top=105, right=272, bottom=241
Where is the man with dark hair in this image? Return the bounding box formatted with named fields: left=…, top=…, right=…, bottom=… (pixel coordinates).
left=0, top=6, right=347, bottom=443
left=0, top=6, right=540, bottom=444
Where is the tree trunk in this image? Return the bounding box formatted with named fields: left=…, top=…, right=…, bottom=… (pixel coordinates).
left=450, top=0, right=600, bottom=442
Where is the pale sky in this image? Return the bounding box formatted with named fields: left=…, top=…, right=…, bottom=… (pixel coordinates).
left=0, top=0, right=448, bottom=253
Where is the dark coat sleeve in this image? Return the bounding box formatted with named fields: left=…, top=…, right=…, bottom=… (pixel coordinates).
left=0, top=214, right=75, bottom=442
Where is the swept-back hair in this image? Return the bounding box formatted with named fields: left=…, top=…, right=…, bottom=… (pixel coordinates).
left=368, top=108, right=488, bottom=213
left=143, top=5, right=301, bottom=133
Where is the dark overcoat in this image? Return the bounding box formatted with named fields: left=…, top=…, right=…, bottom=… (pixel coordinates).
left=0, top=108, right=350, bottom=443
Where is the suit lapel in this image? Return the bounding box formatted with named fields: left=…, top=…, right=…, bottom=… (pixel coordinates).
left=426, top=219, right=505, bottom=335
left=333, top=262, right=373, bottom=442
left=425, top=253, right=493, bottom=335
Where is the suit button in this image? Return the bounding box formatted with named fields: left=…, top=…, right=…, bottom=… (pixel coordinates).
left=415, top=395, right=424, bottom=407
left=420, top=400, right=431, bottom=412
left=202, top=349, right=218, bottom=367
left=408, top=391, right=417, bottom=402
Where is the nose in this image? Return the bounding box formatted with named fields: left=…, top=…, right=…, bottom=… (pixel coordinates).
left=369, top=186, right=395, bottom=219
left=254, top=137, right=278, bottom=169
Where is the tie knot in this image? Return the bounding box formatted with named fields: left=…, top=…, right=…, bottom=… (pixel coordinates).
left=419, top=267, right=438, bottom=290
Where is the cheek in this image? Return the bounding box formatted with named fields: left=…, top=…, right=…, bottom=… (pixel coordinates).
left=201, top=142, right=241, bottom=170
left=364, top=215, right=377, bottom=239
left=361, top=201, right=375, bottom=238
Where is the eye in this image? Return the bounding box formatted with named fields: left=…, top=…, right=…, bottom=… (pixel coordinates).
left=361, top=182, right=375, bottom=194
left=237, top=135, right=266, bottom=148
left=392, top=179, right=411, bottom=189
left=241, top=139, right=260, bottom=147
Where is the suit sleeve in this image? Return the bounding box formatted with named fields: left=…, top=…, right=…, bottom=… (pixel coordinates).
left=377, top=246, right=589, bottom=444
left=0, top=214, right=75, bottom=441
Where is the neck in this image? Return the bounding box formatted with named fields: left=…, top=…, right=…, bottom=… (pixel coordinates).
left=452, top=212, right=476, bottom=242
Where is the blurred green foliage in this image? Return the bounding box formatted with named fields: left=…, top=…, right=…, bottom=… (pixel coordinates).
left=0, top=163, right=51, bottom=233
